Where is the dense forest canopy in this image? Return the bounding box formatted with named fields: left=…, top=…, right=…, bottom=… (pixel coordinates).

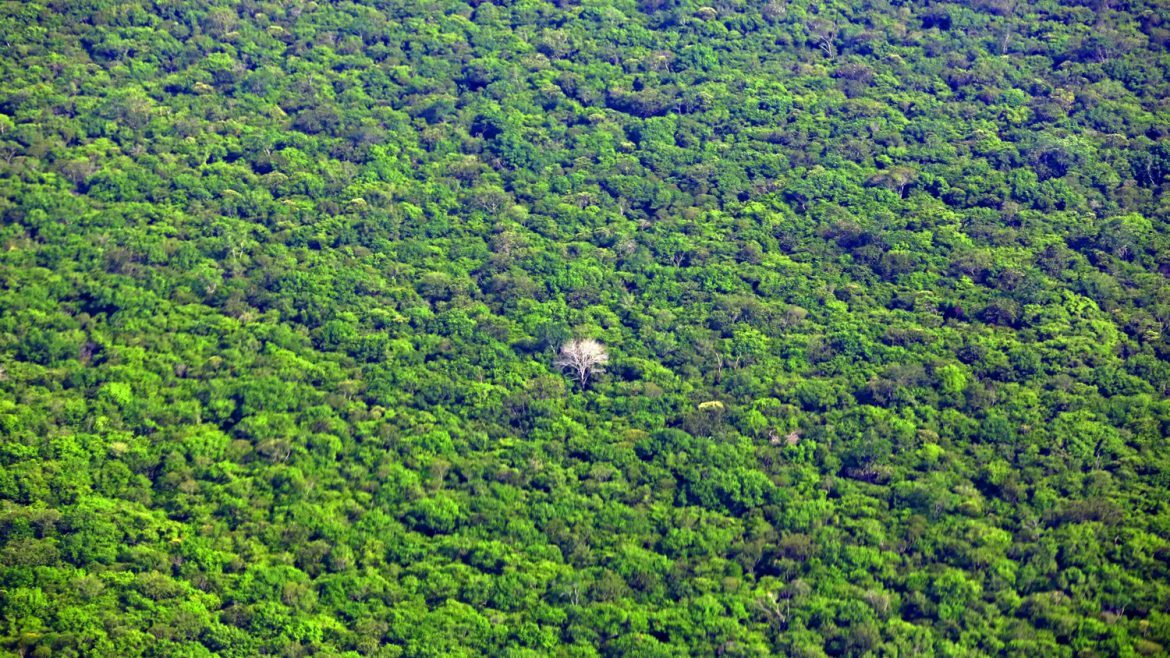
left=1, top=0, right=1170, bottom=655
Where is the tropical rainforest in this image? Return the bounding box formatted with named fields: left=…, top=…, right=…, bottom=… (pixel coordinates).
left=1, top=0, right=1170, bottom=655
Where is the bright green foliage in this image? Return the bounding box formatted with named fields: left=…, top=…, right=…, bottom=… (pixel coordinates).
left=1, top=0, right=1170, bottom=656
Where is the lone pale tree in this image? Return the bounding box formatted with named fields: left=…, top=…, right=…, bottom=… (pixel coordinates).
left=555, top=339, right=609, bottom=389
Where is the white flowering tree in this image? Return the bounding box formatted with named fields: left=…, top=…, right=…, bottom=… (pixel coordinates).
left=555, top=338, right=609, bottom=389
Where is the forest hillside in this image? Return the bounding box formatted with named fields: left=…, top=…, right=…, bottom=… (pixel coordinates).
left=2, top=0, right=1170, bottom=656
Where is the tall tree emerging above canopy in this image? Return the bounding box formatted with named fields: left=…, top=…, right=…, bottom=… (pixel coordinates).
left=555, top=338, right=609, bottom=389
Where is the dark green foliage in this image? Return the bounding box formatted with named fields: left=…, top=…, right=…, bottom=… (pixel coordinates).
left=2, top=0, right=1170, bottom=656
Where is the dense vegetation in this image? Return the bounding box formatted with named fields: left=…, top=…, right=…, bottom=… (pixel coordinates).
left=2, top=0, right=1170, bottom=655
